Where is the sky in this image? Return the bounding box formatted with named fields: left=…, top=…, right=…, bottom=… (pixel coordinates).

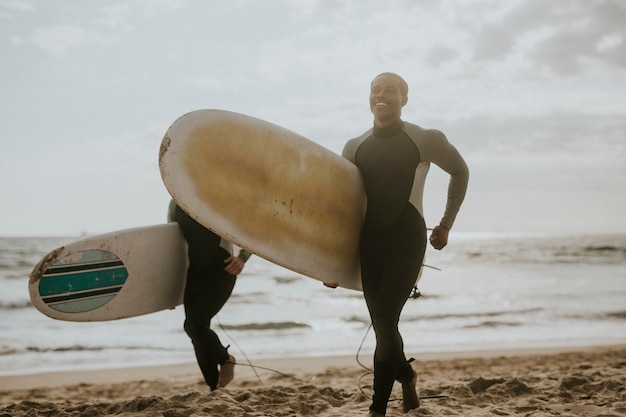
left=1, top=0, right=625, bottom=237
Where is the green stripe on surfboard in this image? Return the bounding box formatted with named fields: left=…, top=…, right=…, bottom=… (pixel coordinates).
left=39, top=267, right=128, bottom=296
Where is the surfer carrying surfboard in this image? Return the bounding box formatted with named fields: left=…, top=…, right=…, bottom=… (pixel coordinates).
left=168, top=200, right=252, bottom=391
left=340, top=73, right=469, bottom=417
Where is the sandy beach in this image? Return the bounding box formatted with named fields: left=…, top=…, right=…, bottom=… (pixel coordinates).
left=1, top=345, right=625, bottom=416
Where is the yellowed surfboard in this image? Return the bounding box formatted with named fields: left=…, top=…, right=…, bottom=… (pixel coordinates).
left=159, top=109, right=366, bottom=290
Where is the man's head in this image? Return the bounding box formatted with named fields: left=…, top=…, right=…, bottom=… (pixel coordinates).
left=370, top=72, right=408, bottom=127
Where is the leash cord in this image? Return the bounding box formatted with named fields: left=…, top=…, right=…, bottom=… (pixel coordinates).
left=216, top=304, right=448, bottom=402
left=217, top=315, right=308, bottom=384
left=354, top=321, right=447, bottom=402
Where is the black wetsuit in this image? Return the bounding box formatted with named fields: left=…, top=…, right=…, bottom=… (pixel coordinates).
left=169, top=201, right=250, bottom=390
left=343, top=120, right=468, bottom=414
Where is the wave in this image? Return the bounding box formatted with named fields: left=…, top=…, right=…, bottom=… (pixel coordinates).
left=218, top=321, right=311, bottom=331
left=0, top=344, right=178, bottom=356
left=454, top=235, right=626, bottom=265
left=273, top=276, right=300, bottom=285
left=0, top=300, right=32, bottom=310
left=605, top=310, right=626, bottom=320
left=0, top=345, right=105, bottom=356
left=0, top=262, right=35, bottom=272
left=402, top=308, right=544, bottom=323
left=562, top=310, right=626, bottom=321
left=583, top=245, right=626, bottom=252
left=345, top=316, right=370, bottom=325
left=463, top=321, right=523, bottom=329
left=229, top=292, right=269, bottom=303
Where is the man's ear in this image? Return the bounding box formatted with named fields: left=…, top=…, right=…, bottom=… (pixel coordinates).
left=402, top=95, right=408, bottom=106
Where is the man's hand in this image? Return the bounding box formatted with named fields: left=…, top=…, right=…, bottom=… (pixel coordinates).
left=429, top=225, right=450, bottom=250
left=224, top=256, right=245, bottom=275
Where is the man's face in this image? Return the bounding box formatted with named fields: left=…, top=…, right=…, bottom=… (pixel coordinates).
left=369, top=74, right=407, bottom=126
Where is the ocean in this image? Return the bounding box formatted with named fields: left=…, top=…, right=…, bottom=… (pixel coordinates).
left=1, top=233, right=625, bottom=376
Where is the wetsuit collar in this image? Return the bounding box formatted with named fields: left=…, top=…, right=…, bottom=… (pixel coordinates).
left=373, top=119, right=404, bottom=138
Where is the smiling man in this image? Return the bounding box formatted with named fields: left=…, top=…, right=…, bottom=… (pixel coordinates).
left=340, top=72, right=469, bottom=417
left=369, top=72, right=408, bottom=127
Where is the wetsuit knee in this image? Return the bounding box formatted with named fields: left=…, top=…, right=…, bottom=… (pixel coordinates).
left=184, top=318, right=203, bottom=341
left=372, top=318, right=394, bottom=362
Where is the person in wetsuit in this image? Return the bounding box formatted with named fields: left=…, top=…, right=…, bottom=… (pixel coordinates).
left=168, top=200, right=252, bottom=391
left=342, top=73, right=469, bottom=416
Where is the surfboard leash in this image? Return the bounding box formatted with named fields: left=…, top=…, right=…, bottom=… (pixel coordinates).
left=216, top=314, right=310, bottom=385
left=215, top=293, right=447, bottom=402
left=410, top=262, right=442, bottom=299
left=216, top=314, right=262, bottom=382
left=355, top=323, right=448, bottom=402
left=227, top=361, right=310, bottom=384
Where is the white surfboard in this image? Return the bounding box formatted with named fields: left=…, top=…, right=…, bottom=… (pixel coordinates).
left=29, top=223, right=188, bottom=321
left=159, top=109, right=367, bottom=290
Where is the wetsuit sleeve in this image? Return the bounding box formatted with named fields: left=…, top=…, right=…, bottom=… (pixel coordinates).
left=238, top=249, right=252, bottom=262
left=170, top=199, right=251, bottom=260
left=342, top=129, right=372, bottom=162
left=170, top=201, right=223, bottom=263
left=167, top=199, right=177, bottom=222
left=342, top=139, right=359, bottom=162
left=419, top=130, right=469, bottom=229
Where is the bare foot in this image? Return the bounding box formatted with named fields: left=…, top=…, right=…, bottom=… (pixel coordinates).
left=217, top=355, right=236, bottom=388
left=367, top=411, right=385, bottom=417
left=401, top=367, right=420, bottom=412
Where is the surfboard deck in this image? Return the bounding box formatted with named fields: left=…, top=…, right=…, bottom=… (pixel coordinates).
left=159, top=109, right=366, bottom=290
left=29, top=223, right=188, bottom=321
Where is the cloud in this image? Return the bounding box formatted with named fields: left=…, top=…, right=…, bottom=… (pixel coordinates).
left=466, top=0, right=626, bottom=75
left=0, top=0, right=33, bottom=17
left=26, top=0, right=186, bottom=56
left=446, top=110, right=626, bottom=194
left=132, top=0, right=186, bottom=17
left=30, top=24, right=121, bottom=57
left=456, top=111, right=625, bottom=155
left=425, top=44, right=459, bottom=67
left=95, top=0, right=185, bottom=29
left=9, top=35, right=24, bottom=46
left=527, top=1, right=626, bottom=75
left=94, top=3, right=134, bottom=30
